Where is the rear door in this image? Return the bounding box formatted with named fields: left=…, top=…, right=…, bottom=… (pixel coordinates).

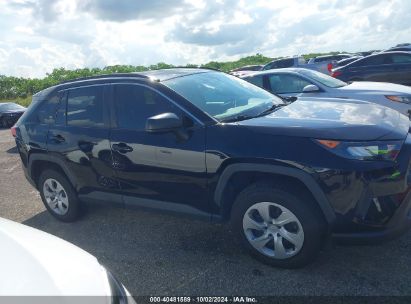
left=47, top=84, right=121, bottom=205
left=109, top=83, right=209, bottom=217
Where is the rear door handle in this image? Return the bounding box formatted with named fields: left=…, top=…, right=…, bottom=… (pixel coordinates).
left=51, top=134, right=65, bottom=143
left=112, top=143, right=133, bottom=153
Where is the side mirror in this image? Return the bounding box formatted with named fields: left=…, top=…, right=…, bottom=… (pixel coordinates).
left=302, top=84, right=320, bottom=93
left=283, top=96, right=298, bottom=103
left=146, top=113, right=183, bottom=133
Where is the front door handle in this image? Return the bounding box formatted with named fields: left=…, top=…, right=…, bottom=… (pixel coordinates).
left=112, top=143, right=133, bottom=153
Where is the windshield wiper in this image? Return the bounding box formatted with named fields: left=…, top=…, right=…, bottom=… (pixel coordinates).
left=256, top=103, right=287, bottom=117
left=221, top=103, right=288, bottom=123
left=220, top=114, right=256, bottom=123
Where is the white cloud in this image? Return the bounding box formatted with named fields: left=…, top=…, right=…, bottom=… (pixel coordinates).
left=0, top=0, right=410, bottom=77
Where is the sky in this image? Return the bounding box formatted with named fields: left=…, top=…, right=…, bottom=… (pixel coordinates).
left=0, top=0, right=410, bottom=78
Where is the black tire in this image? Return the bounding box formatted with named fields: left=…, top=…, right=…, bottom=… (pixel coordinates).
left=38, top=169, right=82, bottom=222
left=231, top=181, right=327, bottom=268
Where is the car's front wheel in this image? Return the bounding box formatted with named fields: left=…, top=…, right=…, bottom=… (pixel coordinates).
left=231, top=182, right=327, bottom=268
left=0, top=118, right=8, bottom=128
left=38, top=169, right=82, bottom=222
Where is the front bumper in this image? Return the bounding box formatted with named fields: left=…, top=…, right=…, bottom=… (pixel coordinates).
left=2, top=113, right=23, bottom=126
left=321, top=133, right=411, bottom=244
left=333, top=189, right=411, bottom=244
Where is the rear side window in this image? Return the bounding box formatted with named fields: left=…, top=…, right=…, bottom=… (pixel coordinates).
left=114, top=85, right=180, bottom=130
left=263, top=62, right=274, bottom=70
left=391, top=54, right=411, bottom=63
left=314, top=57, right=328, bottom=63
left=268, top=74, right=312, bottom=94
left=246, top=75, right=264, bottom=88
left=352, top=55, right=391, bottom=66
left=278, top=59, right=294, bottom=68
left=67, top=86, right=106, bottom=128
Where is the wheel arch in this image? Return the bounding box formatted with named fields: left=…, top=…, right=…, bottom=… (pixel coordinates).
left=28, top=154, right=76, bottom=190
left=214, top=163, right=336, bottom=224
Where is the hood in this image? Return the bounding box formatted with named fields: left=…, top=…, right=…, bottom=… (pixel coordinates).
left=238, top=98, right=410, bottom=141
left=0, top=218, right=111, bottom=298
left=339, top=81, right=411, bottom=95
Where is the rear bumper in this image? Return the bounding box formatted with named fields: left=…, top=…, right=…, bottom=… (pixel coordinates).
left=333, top=189, right=411, bottom=244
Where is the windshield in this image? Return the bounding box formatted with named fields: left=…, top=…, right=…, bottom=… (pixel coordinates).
left=163, top=72, right=283, bottom=121
left=299, top=69, right=347, bottom=88
left=0, top=103, right=24, bottom=111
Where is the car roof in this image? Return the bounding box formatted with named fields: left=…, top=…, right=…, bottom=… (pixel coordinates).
left=59, top=68, right=215, bottom=86
left=36, top=68, right=217, bottom=96
left=241, top=67, right=309, bottom=78
left=137, top=68, right=214, bottom=81
left=313, top=53, right=352, bottom=59
left=332, top=51, right=411, bottom=70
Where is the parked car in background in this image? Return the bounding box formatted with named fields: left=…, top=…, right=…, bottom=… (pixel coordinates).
left=384, top=46, right=411, bottom=52
left=395, top=43, right=411, bottom=47
left=0, top=102, right=26, bottom=128
left=359, top=51, right=380, bottom=57
left=307, top=54, right=353, bottom=64
left=307, top=54, right=355, bottom=73
left=241, top=68, right=411, bottom=115
left=333, top=56, right=363, bottom=68
left=383, top=43, right=411, bottom=52
left=230, top=65, right=263, bottom=72
left=230, top=65, right=263, bottom=77
left=0, top=217, right=135, bottom=302
left=331, top=51, right=411, bottom=86
left=13, top=68, right=411, bottom=268
left=261, top=56, right=331, bottom=74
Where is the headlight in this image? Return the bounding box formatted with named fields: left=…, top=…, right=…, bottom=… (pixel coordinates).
left=315, top=139, right=403, bottom=161
left=385, top=95, right=411, bottom=104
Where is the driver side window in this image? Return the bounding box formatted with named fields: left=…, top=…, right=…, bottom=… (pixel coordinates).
left=114, top=85, right=181, bottom=130
left=268, top=74, right=312, bottom=94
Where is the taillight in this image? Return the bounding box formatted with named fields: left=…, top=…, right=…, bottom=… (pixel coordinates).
left=327, top=63, right=333, bottom=72
left=331, top=70, right=342, bottom=78
left=11, top=126, right=17, bottom=138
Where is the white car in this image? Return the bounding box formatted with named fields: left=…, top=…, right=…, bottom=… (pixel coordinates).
left=242, top=68, right=411, bottom=116
left=0, top=217, right=135, bottom=303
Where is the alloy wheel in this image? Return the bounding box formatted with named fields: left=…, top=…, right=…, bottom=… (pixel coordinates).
left=43, top=178, right=69, bottom=215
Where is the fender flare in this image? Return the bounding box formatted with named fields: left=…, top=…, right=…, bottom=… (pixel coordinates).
left=28, top=154, right=77, bottom=189
left=214, top=163, right=336, bottom=224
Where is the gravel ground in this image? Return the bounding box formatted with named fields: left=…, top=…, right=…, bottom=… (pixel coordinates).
left=1, top=127, right=411, bottom=297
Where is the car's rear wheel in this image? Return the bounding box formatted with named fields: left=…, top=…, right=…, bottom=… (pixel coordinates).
left=39, top=169, right=82, bottom=222
left=231, top=182, right=327, bottom=268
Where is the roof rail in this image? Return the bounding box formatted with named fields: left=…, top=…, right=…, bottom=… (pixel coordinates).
left=59, top=73, right=149, bottom=84
left=167, top=66, right=222, bottom=72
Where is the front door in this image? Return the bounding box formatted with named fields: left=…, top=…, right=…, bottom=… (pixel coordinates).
left=109, top=84, right=209, bottom=217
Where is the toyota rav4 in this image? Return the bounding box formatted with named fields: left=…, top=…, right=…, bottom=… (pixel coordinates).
left=13, top=69, right=411, bottom=268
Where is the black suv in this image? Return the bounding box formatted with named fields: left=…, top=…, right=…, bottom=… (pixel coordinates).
left=14, top=69, right=411, bottom=268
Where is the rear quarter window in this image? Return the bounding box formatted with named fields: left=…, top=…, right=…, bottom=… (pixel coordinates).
left=22, top=93, right=61, bottom=125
